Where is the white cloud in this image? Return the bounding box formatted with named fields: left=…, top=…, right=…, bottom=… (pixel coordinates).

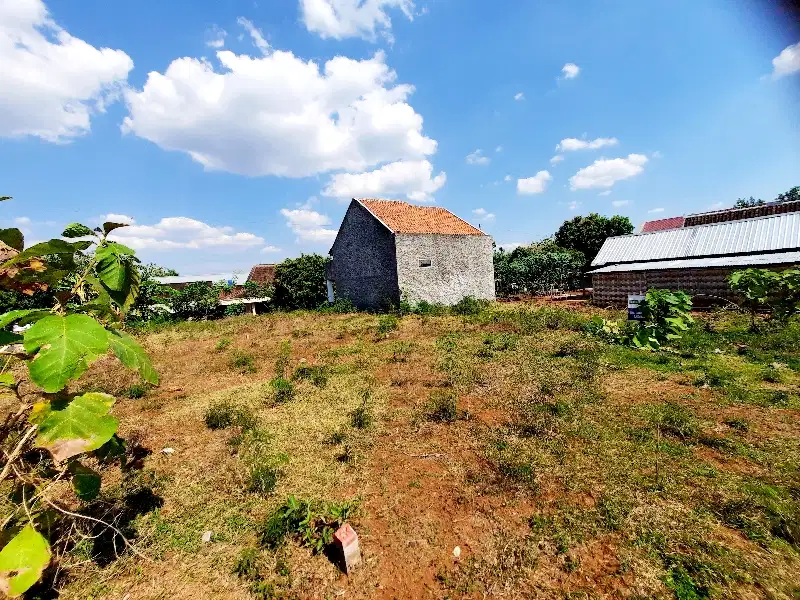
left=560, top=63, right=580, bottom=80
left=708, top=201, right=726, bottom=210
left=517, top=170, right=552, bottom=195
left=104, top=213, right=136, bottom=225
left=771, top=42, right=800, bottom=79
left=514, top=92, right=524, bottom=101
left=466, top=149, right=490, bottom=165
left=0, top=0, right=133, bottom=142
left=281, top=208, right=338, bottom=243
left=651, top=150, right=662, bottom=159
left=472, top=208, right=495, bottom=222
left=206, top=26, right=227, bottom=49
left=322, top=159, right=445, bottom=203
left=648, top=207, right=665, bottom=214
left=108, top=216, right=264, bottom=250
left=611, top=200, right=629, bottom=207
left=123, top=49, right=436, bottom=178
left=567, top=200, right=580, bottom=211
left=504, top=175, right=512, bottom=182
left=300, top=0, right=414, bottom=41
left=550, top=154, right=564, bottom=165
left=13, top=216, right=31, bottom=226
left=497, top=242, right=524, bottom=252
left=555, top=137, right=618, bottom=152
left=569, top=154, right=648, bottom=190
left=261, top=245, right=281, bottom=253
left=495, top=145, right=503, bottom=153
left=598, top=190, right=612, bottom=197
left=236, top=17, right=269, bottom=54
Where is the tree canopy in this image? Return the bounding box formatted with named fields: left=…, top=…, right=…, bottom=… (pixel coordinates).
left=272, top=254, right=328, bottom=310
left=553, top=213, right=634, bottom=269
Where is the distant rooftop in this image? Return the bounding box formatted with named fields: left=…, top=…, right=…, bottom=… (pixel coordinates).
left=641, top=216, right=685, bottom=233
left=154, top=273, right=244, bottom=285
left=357, top=199, right=484, bottom=236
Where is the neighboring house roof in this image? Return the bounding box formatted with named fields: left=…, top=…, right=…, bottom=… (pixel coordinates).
left=589, top=251, right=800, bottom=274
left=640, top=216, right=685, bottom=233
left=247, top=264, right=276, bottom=284
left=685, top=200, right=800, bottom=227
left=357, top=198, right=484, bottom=236
left=592, top=212, right=800, bottom=268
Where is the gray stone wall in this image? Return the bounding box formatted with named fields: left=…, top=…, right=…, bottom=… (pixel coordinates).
left=395, top=233, right=495, bottom=305
left=330, top=200, right=400, bottom=310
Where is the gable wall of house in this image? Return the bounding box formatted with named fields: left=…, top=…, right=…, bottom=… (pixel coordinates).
left=330, top=201, right=400, bottom=309
left=395, top=233, right=495, bottom=305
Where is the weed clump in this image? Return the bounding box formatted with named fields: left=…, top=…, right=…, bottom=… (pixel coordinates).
left=230, top=349, right=257, bottom=374
left=350, top=390, right=373, bottom=429
left=291, top=364, right=328, bottom=388
left=259, top=495, right=358, bottom=553
left=451, top=295, right=489, bottom=316
left=648, top=402, right=698, bottom=440
left=269, top=377, right=295, bottom=404
left=204, top=400, right=257, bottom=431
left=274, top=340, right=291, bottom=378
left=388, top=340, right=415, bottom=363
left=376, top=314, right=399, bottom=337
left=125, top=383, right=148, bottom=399
left=425, top=390, right=463, bottom=422
left=233, top=547, right=262, bottom=579
left=215, top=337, right=232, bottom=352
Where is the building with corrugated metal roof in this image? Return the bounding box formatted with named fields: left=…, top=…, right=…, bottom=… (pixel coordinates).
left=589, top=210, right=800, bottom=306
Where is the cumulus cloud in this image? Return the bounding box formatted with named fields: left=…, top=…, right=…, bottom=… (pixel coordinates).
left=472, top=208, right=495, bottom=222
left=495, top=145, right=503, bottom=153
left=648, top=207, right=665, bottom=214
left=771, top=42, right=800, bottom=79
left=123, top=49, right=436, bottom=178
left=13, top=217, right=31, bottom=226
left=466, top=149, right=490, bottom=165
left=517, top=170, right=552, bottom=195
left=261, top=245, right=282, bottom=253
left=206, top=25, right=227, bottom=49
left=555, top=137, right=618, bottom=152
left=322, top=159, right=445, bottom=203
left=300, top=0, right=414, bottom=41
left=514, top=92, right=524, bottom=101
left=0, top=0, right=133, bottom=142
left=598, top=190, right=612, bottom=197
left=560, top=62, right=580, bottom=79
left=550, top=155, right=564, bottom=165
left=504, top=175, right=512, bottom=182
left=611, top=200, right=629, bottom=207
left=281, top=208, right=338, bottom=243
left=569, top=154, right=648, bottom=190
left=567, top=200, right=580, bottom=211
left=107, top=216, right=264, bottom=250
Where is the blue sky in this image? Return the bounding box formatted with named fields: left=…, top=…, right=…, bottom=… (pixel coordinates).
left=1, top=0, right=798, bottom=275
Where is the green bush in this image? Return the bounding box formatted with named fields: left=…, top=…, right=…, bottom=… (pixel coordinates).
left=259, top=495, right=358, bottom=553
left=215, top=337, right=232, bottom=352
left=729, top=267, right=800, bottom=326
left=494, top=241, right=586, bottom=297
left=270, top=377, right=295, bottom=404
left=425, top=390, right=461, bottom=422
left=272, top=254, right=328, bottom=310
left=376, top=314, right=399, bottom=336
left=350, top=391, right=373, bottom=429
left=291, top=364, right=328, bottom=387
left=451, top=295, right=490, bottom=316
left=171, top=281, right=224, bottom=320
left=125, top=383, right=148, bottom=399
left=204, top=400, right=257, bottom=430
left=318, top=298, right=356, bottom=314
left=230, top=349, right=257, bottom=373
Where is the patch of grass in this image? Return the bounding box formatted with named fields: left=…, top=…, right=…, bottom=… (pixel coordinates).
left=233, top=547, right=262, bottom=579
left=274, top=340, right=291, bottom=378
left=124, top=382, right=148, bottom=399
left=230, top=349, right=257, bottom=374
left=258, top=495, right=358, bottom=553
left=291, top=364, right=328, bottom=388
left=761, top=365, right=784, bottom=383
left=477, top=333, right=519, bottom=359
left=215, top=337, right=232, bottom=352
left=452, top=295, right=490, bottom=316
left=388, top=340, right=416, bottom=363
left=486, top=437, right=538, bottom=490
left=647, top=402, right=698, bottom=440
left=724, top=418, right=749, bottom=432
left=376, top=314, right=399, bottom=337
left=204, top=400, right=257, bottom=430
left=269, top=377, right=295, bottom=404
left=425, top=389, right=463, bottom=423
left=349, top=390, right=373, bottom=429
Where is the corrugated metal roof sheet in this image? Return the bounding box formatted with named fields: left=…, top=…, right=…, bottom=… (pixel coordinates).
left=588, top=251, right=800, bottom=274
left=593, top=212, right=800, bottom=266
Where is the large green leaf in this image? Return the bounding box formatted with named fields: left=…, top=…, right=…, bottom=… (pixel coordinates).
left=107, top=330, right=158, bottom=385
left=0, top=309, right=50, bottom=329
left=61, top=223, right=95, bottom=239
left=34, top=392, right=118, bottom=462
left=0, top=524, right=51, bottom=597
left=0, top=228, right=24, bottom=252
left=69, top=462, right=101, bottom=501
left=103, top=222, right=129, bottom=235
left=23, top=314, right=109, bottom=392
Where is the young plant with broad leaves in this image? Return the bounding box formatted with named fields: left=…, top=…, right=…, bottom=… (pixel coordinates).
left=0, top=213, right=158, bottom=597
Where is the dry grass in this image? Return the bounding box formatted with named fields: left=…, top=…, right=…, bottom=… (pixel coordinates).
left=52, top=305, right=800, bottom=600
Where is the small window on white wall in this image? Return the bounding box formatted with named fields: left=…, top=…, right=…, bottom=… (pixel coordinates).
left=419, top=258, right=432, bottom=268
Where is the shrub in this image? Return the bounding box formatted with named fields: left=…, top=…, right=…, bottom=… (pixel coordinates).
left=204, top=400, right=257, bottom=430
left=291, top=364, right=328, bottom=387
left=649, top=402, right=698, bottom=440
left=451, top=295, right=490, bottom=316
left=230, top=350, right=257, bottom=374
left=259, top=495, right=358, bottom=553
left=632, top=289, right=694, bottom=350
left=494, top=242, right=586, bottom=297
left=270, top=377, right=295, bottom=404
left=215, top=337, right=232, bottom=352
left=125, top=383, right=148, bottom=399
left=171, top=281, right=224, bottom=320
left=233, top=547, right=262, bottom=580
left=319, top=298, right=356, bottom=314
left=425, top=390, right=462, bottom=422
left=350, top=391, right=373, bottom=429
left=272, top=254, right=328, bottom=310
left=388, top=340, right=415, bottom=363
left=274, top=340, right=291, bottom=378
left=376, top=314, right=399, bottom=336
left=729, top=267, right=800, bottom=326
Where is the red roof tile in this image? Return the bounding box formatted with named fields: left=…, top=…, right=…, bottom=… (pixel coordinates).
left=641, top=216, right=685, bottom=233
left=358, top=199, right=484, bottom=235
left=247, top=264, right=276, bottom=284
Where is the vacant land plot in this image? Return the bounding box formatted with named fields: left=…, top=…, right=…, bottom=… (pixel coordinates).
left=29, top=302, right=800, bottom=599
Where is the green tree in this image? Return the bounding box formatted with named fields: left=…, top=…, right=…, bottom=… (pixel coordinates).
left=272, top=254, right=328, bottom=310
left=775, top=186, right=799, bottom=204
left=494, top=242, right=585, bottom=297
left=0, top=216, right=157, bottom=596
left=553, top=214, right=634, bottom=269
left=734, top=196, right=765, bottom=208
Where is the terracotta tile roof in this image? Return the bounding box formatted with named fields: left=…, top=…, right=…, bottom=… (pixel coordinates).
left=685, top=200, right=800, bottom=227
left=641, top=216, right=685, bottom=233
left=357, top=199, right=484, bottom=235
left=247, top=264, right=276, bottom=284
